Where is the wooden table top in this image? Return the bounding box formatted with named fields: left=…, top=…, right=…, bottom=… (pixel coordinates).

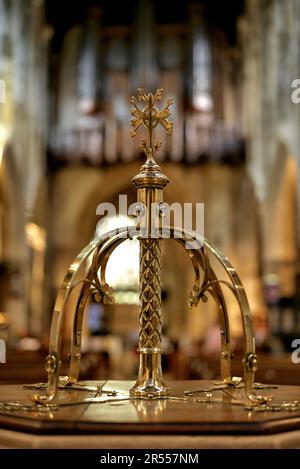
left=0, top=380, right=300, bottom=436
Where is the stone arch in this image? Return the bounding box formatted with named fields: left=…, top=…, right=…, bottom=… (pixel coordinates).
left=0, top=143, right=27, bottom=331
left=263, top=142, right=297, bottom=297
left=0, top=144, right=24, bottom=263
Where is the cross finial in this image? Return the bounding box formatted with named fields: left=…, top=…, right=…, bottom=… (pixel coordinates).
left=130, top=88, right=173, bottom=162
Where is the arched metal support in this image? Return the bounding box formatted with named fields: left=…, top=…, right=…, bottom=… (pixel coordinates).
left=175, top=240, right=233, bottom=386
left=32, top=226, right=268, bottom=404
left=68, top=229, right=135, bottom=385
left=166, top=227, right=268, bottom=403
left=32, top=228, right=133, bottom=404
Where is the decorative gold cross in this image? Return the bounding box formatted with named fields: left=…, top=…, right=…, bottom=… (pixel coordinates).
left=130, top=88, right=173, bottom=159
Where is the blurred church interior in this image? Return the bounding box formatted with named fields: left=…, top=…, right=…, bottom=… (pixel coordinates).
left=0, top=0, right=300, bottom=385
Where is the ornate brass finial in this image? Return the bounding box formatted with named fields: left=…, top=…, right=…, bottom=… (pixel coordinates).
left=130, top=88, right=173, bottom=162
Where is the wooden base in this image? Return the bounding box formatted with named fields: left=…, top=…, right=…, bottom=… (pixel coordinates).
left=0, top=380, right=300, bottom=443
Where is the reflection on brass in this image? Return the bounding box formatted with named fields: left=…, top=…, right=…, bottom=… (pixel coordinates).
left=184, top=381, right=278, bottom=397
left=184, top=381, right=244, bottom=397
left=25, top=381, right=118, bottom=396
left=0, top=394, right=130, bottom=414
left=251, top=401, right=300, bottom=412
left=196, top=397, right=300, bottom=413
left=0, top=401, right=57, bottom=413
left=133, top=398, right=167, bottom=420
left=31, top=88, right=275, bottom=408
left=253, top=383, right=278, bottom=390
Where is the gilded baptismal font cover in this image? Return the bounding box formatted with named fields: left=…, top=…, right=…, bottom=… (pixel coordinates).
left=1, top=89, right=300, bottom=433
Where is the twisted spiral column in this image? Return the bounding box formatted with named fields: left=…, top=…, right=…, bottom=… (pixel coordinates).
left=139, top=239, right=162, bottom=350
left=130, top=238, right=168, bottom=397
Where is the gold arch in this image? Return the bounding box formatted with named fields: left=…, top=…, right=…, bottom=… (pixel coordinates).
left=32, top=225, right=265, bottom=405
